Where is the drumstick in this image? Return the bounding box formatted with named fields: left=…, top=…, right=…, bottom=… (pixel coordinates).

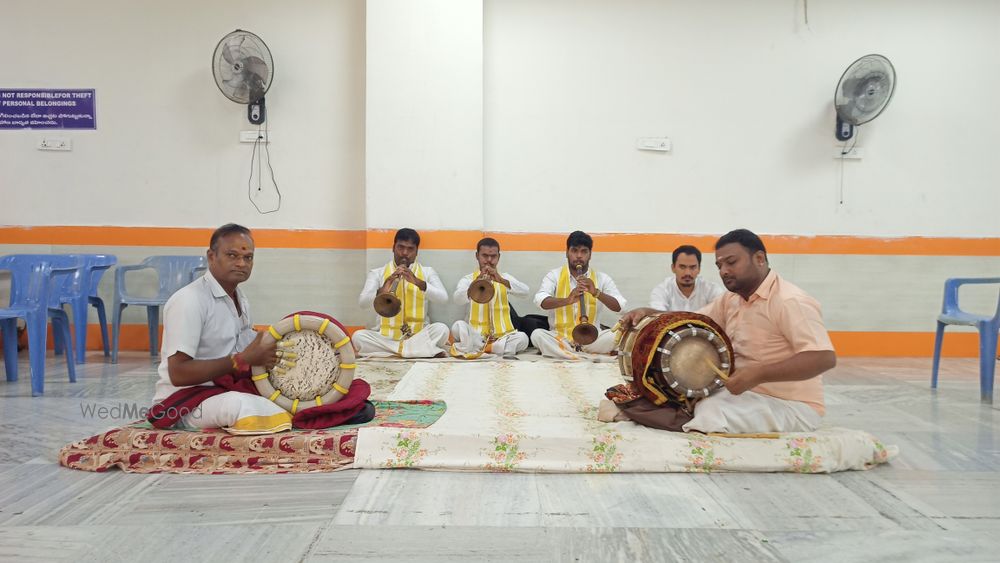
left=703, top=358, right=729, bottom=381
left=709, top=432, right=781, bottom=439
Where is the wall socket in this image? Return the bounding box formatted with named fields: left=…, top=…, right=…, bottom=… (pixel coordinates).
left=240, top=130, right=269, bottom=143
left=636, top=137, right=671, bottom=152
left=38, top=137, right=72, bottom=151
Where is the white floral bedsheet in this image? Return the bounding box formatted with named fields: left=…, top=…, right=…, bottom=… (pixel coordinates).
left=353, top=361, right=897, bottom=473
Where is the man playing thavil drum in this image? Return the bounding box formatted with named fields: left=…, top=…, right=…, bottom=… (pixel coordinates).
left=531, top=230, right=626, bottom=359
left=450, top=237, right=530, bottom=358
left=353, top=227, right=450, bottom=358
left=617, top=229, right=836, bottom=434
left=150, top=223, right=292, bottom=433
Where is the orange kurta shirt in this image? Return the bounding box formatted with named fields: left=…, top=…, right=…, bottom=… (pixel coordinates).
left=698, top=270, right=834, bottom=415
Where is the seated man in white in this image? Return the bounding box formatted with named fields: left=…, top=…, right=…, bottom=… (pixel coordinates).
left=451, top=237, right=530, bottom=358
left=531, top=230, right=626, bottom=359
left=649, top=244, right=725, bottom=311
left=153, top=223, right=291, bottom=433
left=353, top=227, right=450, bottom=358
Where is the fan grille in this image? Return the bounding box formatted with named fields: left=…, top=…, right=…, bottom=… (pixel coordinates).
left=212, top=30, right=274, bottom=104
left=834, top=54, right=895, bottom=126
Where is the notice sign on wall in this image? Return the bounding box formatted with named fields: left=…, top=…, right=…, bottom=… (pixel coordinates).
left=0, top=89, right=96, bottom=129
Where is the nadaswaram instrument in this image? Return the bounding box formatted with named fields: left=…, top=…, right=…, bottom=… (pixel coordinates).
left=373, top=273, right=403, bottom=318
left=467, top=272, right=495, bottom=304
left=450, top=273, right=497, bottom=359
left=571, top=264, right=599, bottom=346
left=252, top=312, right=357, bottom=415
left=615, top=311, right=733, bottom=410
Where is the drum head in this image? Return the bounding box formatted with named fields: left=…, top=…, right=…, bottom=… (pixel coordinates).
left=620, top=312, right=733, bottom=405
left=252, top=312, right=356, bottom=414
left=656, top=326, right=728, bottom=397
left=660, top=332, right=722, bottom=389
left=268, top=329, right=341, bottom=399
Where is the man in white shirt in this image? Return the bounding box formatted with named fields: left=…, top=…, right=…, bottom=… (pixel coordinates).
left=353, top=228, right=450, bottom=358
left=451, top=237, right=530, bottom=358
left=531, top=231, right=627, bottom=359
left=649, top=245, right=724, bottom=312
left=152, top=223, right=291, bottom=433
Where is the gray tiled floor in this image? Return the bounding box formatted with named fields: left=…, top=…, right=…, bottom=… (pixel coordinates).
left=1, top=351, right=1000, bottom=562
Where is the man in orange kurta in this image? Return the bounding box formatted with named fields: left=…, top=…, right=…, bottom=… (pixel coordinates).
left=619, top=229, right=837, bottom=433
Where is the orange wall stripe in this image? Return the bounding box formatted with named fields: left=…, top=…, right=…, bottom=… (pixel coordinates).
left=255, top=229, right=366, bottom=249
left=828, top=331, right=979, bottom=358
left=0, top=226, right=368, bottom=250
left=1, top=226, right=998, bottom=256
left=45, top=324, right=983, bottom=358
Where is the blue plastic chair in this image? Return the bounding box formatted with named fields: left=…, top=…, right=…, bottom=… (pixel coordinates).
left=50, top=254, right=117, bottom=364
left=111, top=255, right=207, bottom=363
left=0, top=255, right=80, bottom=396
left=931, top=277, right=1000, bottom=403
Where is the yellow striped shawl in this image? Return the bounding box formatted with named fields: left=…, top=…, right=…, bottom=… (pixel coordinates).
left=554, top=265, right=598, bottom=339
left=378, top=261, right=426, bottom=339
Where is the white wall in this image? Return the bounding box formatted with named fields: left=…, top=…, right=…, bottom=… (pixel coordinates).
left=4, top=0, right=997, bottom=238
left=366, top=0, right=484, bottom=230
left=0, top=0, right=366, bottom=230
left=484, top=0, right=1000, bottom=237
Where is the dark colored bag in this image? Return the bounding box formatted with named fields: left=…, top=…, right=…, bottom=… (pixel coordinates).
left=509, top=304, right=549, bottom=341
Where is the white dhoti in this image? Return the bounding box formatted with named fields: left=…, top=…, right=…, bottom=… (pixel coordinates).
left=178, top=390, right=292, bottom=434
left=530, top=328, right=617, bottom=360
left=682, top=389, right=821, bottom=434
left=352, top=323, right=450, bottom=358
left=450, top=320, right=528, bottom=358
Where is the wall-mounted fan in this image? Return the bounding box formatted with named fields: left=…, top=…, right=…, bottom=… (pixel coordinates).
left=212, top=30, right=273, bottom=125
left=834, top=54, right=896, bottom=141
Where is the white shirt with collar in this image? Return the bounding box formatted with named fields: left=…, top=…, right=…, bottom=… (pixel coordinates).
left=358, top=262, right=449, bottom=329
left=649, top=275, right=725, bottom=312
left=532, top=266, right=627, bottom=329
left=453, top=271, right=530, bottom=307
left=153, top=273, right=256, bottom=402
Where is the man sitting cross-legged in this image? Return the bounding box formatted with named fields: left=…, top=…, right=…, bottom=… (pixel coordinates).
left=450, top=237, right=530, bottom=358
left=353, top=228, right=450, bottom=358
left=614, top=229, right=836, bottom=434
left=150, top=223, right=290, bottom=433
left=530, top=230, right=626, bottom=360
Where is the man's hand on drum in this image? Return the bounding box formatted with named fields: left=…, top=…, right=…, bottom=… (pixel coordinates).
left=618, top=307, right=658, bottom=331
left=241, top=331, right=279, bottom=370
left=725, top=364, right=762, bottom=395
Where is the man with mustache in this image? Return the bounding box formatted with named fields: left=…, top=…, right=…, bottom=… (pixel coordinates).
left=649, top=245, right=724, bottom=312
left=531, top=230, right=626, bottom=359
left=150, top=223, right=291, bottom=433
left=353, top=227, right=450, bottom=358
left=450, top=237, right=530, bottom=358
left=617, top=229, right=836, bottom=433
